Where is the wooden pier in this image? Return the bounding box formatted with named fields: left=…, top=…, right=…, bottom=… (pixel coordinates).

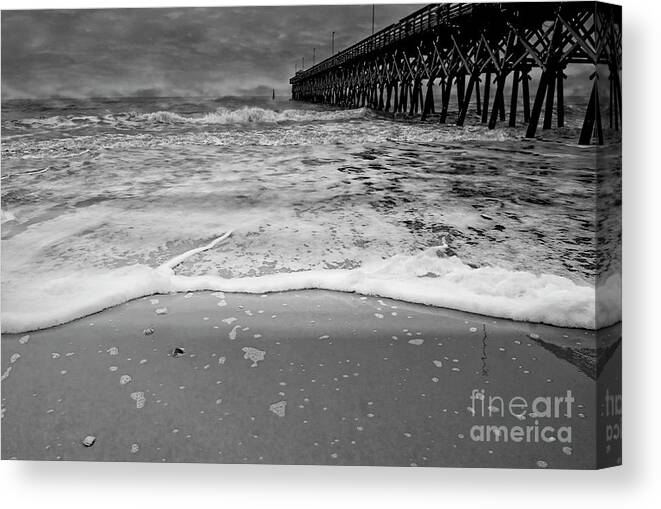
left=290, top=2, right=621, bottom=144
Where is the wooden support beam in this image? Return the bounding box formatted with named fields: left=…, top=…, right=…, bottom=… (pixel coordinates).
left=457, top=73, right=477, bottom=126
left=481, top=71, right=491, bottom=123
left=522, top=71, right=531, bottom=122
left=609, top=66, right=621, bottom=131
left=475, top=77, right=482, bottom=116
left=527, top=14, right=563, bottom=137
left=543, top=69, right=556, bottom=129
left=456, top=74, right=466, bottom=111
left=578, top=77, right=604, bottom=145
left=556, top=68, right=565, bottom=128
left=609, top=75, right=614, bottom=129
left=439, top=78, right=453, bottom=123
left=488, top=74, right=507, bottom=129
left=595, top=80, right=604, bottom=144
left=393, top=83, right=399, bottom=113
left=509, top=69, right=520, bottom=127
left=430, top=83, right=436, bottom=114
left=525, top=70, right=550, bottom=138
left=401, top=82, right=408, bottom=113
left=421, top=79, right=435, bottom=120
left=409, top=80, right=418, bottom=115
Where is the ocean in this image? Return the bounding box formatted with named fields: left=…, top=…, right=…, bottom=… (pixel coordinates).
left=0, top=96, right=621, bottom=333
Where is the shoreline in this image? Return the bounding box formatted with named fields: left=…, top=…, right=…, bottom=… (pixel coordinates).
left=1, top=289, right=620, bottom=468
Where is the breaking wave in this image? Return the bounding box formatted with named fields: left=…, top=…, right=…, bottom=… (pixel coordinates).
left=7, top=106, right=371, bottom=130
left=0, top=232, right=620, bottom=334
left=138, top=106, right=370, bottom=124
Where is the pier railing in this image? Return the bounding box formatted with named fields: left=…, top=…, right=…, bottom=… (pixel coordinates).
left=292, top=4, right=474, bottom=83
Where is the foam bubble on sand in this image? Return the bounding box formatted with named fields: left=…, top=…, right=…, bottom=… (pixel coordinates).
left=120, top=375, right=132, bottom=385
left=18, top=335, right=30, bottom=344
left=1, top=233, right=618, bottom=333
left=242, top=347, right=265, bottom=367
left=408, top=339, right=424, bottom=346
left=130, top=391, right=146, bottom=409
left=228, top=325, right=240, bottom=340
left=222, top=317, right=237, bottom=325
left=269, top=400, right=286, bottom=417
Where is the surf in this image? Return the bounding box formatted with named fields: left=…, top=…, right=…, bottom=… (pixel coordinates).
left=0, top=231, right=620, bottom=333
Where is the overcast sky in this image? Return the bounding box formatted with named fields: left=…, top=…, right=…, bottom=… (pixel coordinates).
left=1, top=4, right=424, bottom=99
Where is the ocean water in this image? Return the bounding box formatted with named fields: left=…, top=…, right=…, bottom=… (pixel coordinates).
left=1, top=96, right=621, bottom=332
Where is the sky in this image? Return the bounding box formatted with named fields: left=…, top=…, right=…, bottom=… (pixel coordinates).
left=1, top=3, right=425, bottom=99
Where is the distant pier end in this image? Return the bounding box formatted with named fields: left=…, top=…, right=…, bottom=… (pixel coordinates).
left=289, top=2, right=621, bottom=145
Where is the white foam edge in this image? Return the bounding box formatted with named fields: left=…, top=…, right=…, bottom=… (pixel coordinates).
left=0, top=232, right=620, bottom=333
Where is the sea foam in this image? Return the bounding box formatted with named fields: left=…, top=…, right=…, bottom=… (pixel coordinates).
left=7, top=106, right=371, bottom=130
left=0, top=233, right=619, bottom=333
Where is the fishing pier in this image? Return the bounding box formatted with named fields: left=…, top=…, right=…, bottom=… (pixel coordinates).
left=289, top=2, right=621, bottom=144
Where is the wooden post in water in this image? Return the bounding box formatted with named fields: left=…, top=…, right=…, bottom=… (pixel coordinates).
left=579, top=76, right=604, bottom=145
left=526, top=15, right=562, bottom=138
left=542, top=68, right=556, bottom=129
left=457, top=72, right=477, bottom=126
left=475, top=76, right=482, bottom=116
left=481, top=71, right=491, bottom=123
left=385, top=83, right=392, bottom=112
left=509, top=69, right=520, bottom=127
left=421, top=78, right=435, bottom=121
left=439, top=77, right=452, bottom=123
left=456, top=74, right=465, bottom=111
left=556, top=67, right=565, bottom=128
left=522, top=69, right=531, bottom=122
left=393, top=82, right=399, bottom=113
left=525, top=70, right=550, bottom=138
left=488, top=73, right=507, bottom=129
left=609, top=74, right=614, bottom=129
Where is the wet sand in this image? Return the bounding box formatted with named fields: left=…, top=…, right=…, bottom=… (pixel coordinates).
left=1, top=290, right=620, bottom=468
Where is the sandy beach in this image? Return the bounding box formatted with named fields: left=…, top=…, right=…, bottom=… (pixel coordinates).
left=1, top=290, right=620, bottom=468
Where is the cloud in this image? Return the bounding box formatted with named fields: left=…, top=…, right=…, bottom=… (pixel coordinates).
left=1, top=4, right=425, bottom=99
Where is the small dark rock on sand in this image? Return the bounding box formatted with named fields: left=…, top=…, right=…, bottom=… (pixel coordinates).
left=170, top=347, right=185, bottom=358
